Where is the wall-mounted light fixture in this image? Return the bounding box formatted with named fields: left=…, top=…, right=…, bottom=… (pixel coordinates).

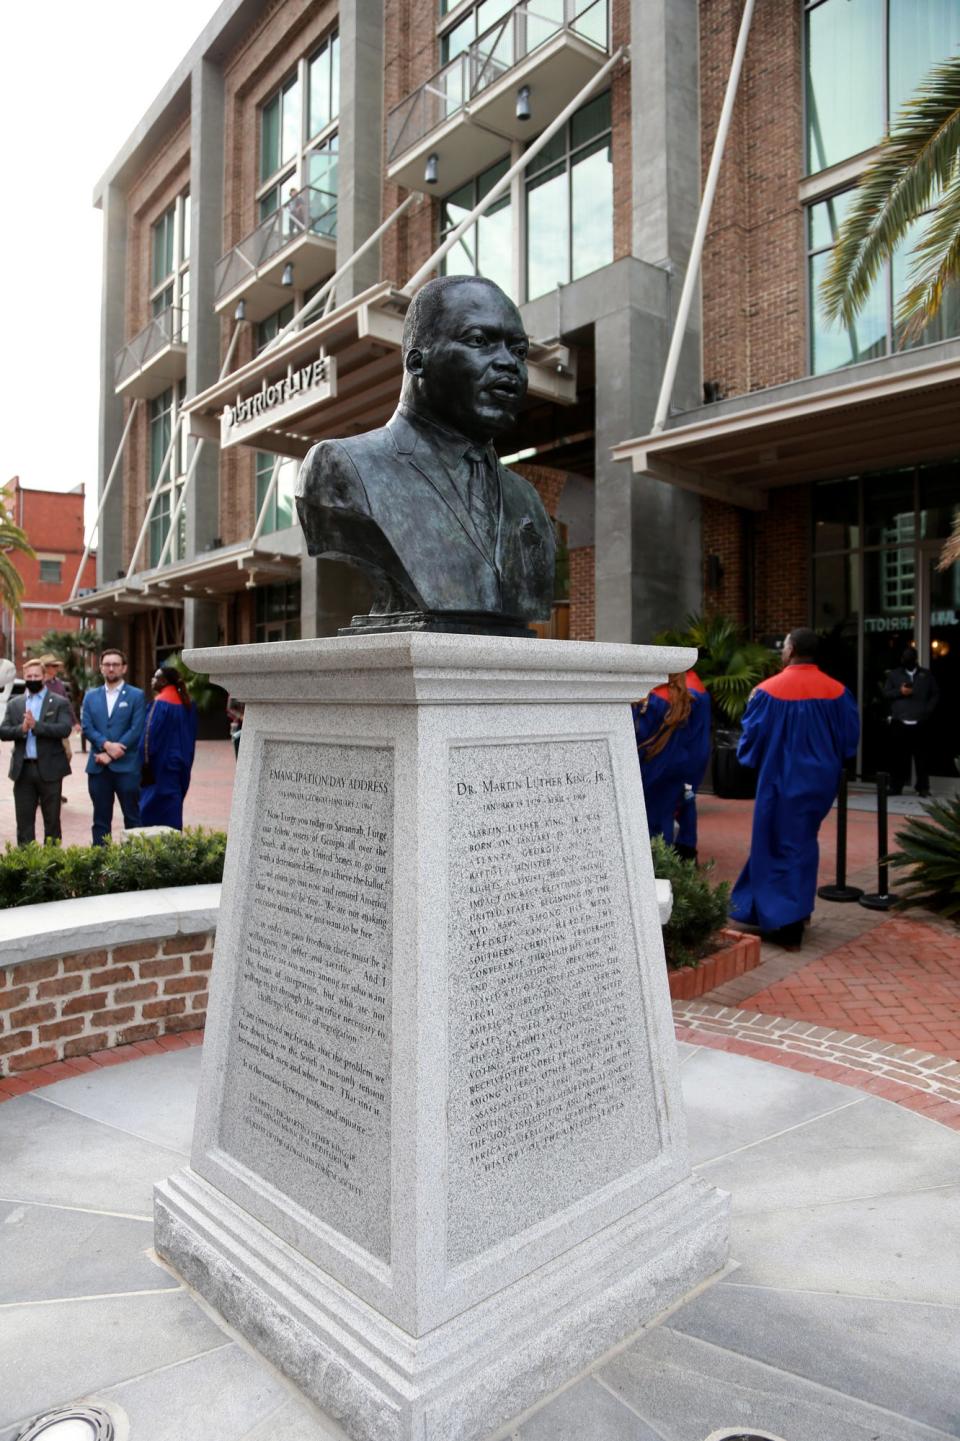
left=234, top=298, right=246, bottom=322
left=424, top=153, right=439, bottom=185
left=516, top=85, right=532, bottom=122
left=282, top=263, right=294, bottom=287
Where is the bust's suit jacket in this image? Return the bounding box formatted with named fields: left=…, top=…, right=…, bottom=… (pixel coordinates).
left=81, top=684, right=146, bottom=776
left=295, top=408, right=556, bottom=619
left=0, top=692, right=73, bottom=782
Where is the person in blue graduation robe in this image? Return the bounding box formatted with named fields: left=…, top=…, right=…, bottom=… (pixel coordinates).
left=730, top=629, right=860, bottom=946
left=674, top=672, right=712, bottom=861
left=633, top=671, right=712, bottom=846
left=139, top=667, right=199, bottom=830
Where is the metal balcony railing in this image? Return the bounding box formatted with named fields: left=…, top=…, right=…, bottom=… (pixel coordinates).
left=386, top=0, right=608, bottom=165
left=214, top=186, right=338, bottom=306
left=114, top=307, right=184, bottom=388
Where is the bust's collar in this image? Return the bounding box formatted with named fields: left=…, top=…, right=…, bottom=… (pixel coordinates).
left=392, top=404, right=496, bottom=467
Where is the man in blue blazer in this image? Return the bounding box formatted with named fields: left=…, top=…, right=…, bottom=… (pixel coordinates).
left=81, top=648, right=146, bottom=845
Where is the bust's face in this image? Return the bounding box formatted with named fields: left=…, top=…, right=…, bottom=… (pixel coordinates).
left=405, top=281, right=528, bottom=442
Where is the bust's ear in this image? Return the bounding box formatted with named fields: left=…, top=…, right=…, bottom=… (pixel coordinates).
left=404, top=347, right=424, bottom=378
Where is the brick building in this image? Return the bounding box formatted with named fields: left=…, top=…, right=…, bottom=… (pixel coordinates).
left=2, top=477, right=96, bottom=672
left=70, top=0, right=960, bottom=779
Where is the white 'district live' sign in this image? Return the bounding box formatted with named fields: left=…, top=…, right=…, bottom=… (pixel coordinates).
left=220, top=355, right=338, bottom=450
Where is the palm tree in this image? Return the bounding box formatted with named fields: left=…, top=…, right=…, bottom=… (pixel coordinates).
left=653, top=613, right=780, bottom=725
left=819, top=55, right=960, bottom=343
left=0, top=513, right=34, bottom=622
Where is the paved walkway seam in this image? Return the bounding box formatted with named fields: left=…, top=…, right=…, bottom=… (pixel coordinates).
left=674, top=999, right=960, bottom=1131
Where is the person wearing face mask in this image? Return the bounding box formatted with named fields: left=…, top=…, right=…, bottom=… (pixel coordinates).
left=882, top=644, right=939, bottom=797
left=0, top=657, right=73, bottom=845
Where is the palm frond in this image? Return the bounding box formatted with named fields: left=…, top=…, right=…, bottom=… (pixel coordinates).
left=895, top=175, right=960, bottom=335
left=938, top=509, right=960, bottom=570
left=820, top=55, right=960, bottom=329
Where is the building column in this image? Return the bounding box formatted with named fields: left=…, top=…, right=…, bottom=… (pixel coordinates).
left=590, top=0, right=702, bottom=643
left=630, top=0, right=700, bottom=273
left=185, top=56, right=226, bottom=650
left=301, top=0, right=384, bottom=637
left=97, top=183, right=127, bottom=601
left=335, top=0, right=385, bottom=304
left=593, top=298, right=701, bottom=644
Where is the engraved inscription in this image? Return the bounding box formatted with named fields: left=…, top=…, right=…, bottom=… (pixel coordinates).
left=447, top=739, right=660, bottom=1264
left=219, top=740, right=392, bottom=1259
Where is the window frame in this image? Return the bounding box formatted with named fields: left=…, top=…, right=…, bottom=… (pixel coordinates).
left=147, top=380, right=189, bottom=569
left=524, top=90, right=613, bottom=301
left=256, top=32, right=341, bottom=225
left=149, top=191, right=190, bottom=340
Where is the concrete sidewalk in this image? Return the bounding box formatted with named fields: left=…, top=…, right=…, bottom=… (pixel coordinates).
left=2, top=1041, right=958, bottom=1441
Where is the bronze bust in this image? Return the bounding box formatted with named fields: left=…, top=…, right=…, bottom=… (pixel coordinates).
left=295, top=276, right=556, bottom=635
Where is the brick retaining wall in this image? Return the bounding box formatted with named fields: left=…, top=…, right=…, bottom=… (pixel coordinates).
left=0, top=931, right=214, bottom=1077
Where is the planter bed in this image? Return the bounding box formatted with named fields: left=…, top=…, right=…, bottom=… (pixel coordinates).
left=668, top=927, right=762, bottom=1000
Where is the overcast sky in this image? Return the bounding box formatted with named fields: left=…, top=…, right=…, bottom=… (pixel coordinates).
left=0, top=2, right=215, bottom=531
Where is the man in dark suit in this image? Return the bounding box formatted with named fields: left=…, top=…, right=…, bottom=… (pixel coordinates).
left=883, top=644, right=940, bottom=796
left=296, top=275, right=555, bottom=631
left=81, top=647, right=146, bottom=845
left=0, top=657, right=73, bottom=845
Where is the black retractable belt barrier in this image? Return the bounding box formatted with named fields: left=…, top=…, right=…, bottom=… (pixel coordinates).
left=858, top=770, right=900, bottom=911
left=818, top=769, right=863, bottom=902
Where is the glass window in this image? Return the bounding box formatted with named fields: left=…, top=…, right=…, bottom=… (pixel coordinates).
left=441, top=158, right=513, bottom=296
left=805, top=0, right=884, bottom=173
left=809, top=187, right=960, bottom=372
left=308, top=32, right=340, bottom=136
left=39, top=559, right=62, bottom=584
left=255, top=581, right=301, bottom=641
left=261, top=76, right=300, bottom=183
left=149, top=193, right=189, bottom=328
left=147, top=384, right=187, bottom=568
left=149, top=388, right=173, bottom=484
left=151, top=206, right=175, bottom=289
left=258, top=40, right=339, bottom=245
left=813, top=477, right=860, bottom=551
left=526, top=92, right=612, bottom=299
left=889, top=0, right=960, bottom=116
left=892, top=206, right=960, bottom=351
left=813, top=552, right=860, bottom=692
left=307, top=134, right=339, bottom=234
left=808, top=192, right=888, bottom=371
left=255, top=453, right=298, bottom=534
left=255, top=303, right=295, bottom=355
left=919, top=459, right=960, bottom=540
left=863, top=468, right=916, bottom=547
left=805, top=0, right=960, bottom=174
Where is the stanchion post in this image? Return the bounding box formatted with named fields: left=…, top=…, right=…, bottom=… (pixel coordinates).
left=818, top=769, right=863, bottom=902
left=859, top=770, right=900, bottom=911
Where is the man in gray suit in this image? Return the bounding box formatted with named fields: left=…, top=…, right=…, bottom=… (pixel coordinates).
left=0, top=657, right=73, bottom=845
left=296, top=276, right=556, bottom=632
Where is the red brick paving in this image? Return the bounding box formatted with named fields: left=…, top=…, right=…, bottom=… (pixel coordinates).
left=736, top=917, right=960, bottom=1060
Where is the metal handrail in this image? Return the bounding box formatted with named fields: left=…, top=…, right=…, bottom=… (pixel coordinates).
left=386, top=0, right=608, bottom=162
left=214, top=186, right=338, bottom=305
left=114, top=307, right=184, bottom=387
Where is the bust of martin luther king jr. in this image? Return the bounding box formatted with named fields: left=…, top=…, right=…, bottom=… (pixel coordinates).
left=294, top=275, right=556, bottom=634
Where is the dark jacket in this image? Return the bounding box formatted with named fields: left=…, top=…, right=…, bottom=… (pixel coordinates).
left=296, top=408, right=556, bottom=620
left=882, top=666, right=939, bottom=723
left=0, top=691, right=73, bottom=782
left=81, top=684, right=146, bottom=775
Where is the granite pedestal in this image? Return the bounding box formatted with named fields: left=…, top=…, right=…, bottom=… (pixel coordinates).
left=154, top=633, right=729, bottom=1441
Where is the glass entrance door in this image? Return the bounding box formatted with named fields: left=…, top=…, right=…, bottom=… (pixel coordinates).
left=922, top=546, right=960, bottom=780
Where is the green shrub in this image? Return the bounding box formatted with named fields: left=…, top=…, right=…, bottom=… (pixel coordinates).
left=888, top=792, right=960, bottom=918
left=651, top=835, right=731, bottom=968
left=0, top=829, right=227, bottom=910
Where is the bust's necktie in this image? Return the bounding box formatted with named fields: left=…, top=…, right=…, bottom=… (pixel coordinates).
left=464, top=446, right=498, bottom=554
